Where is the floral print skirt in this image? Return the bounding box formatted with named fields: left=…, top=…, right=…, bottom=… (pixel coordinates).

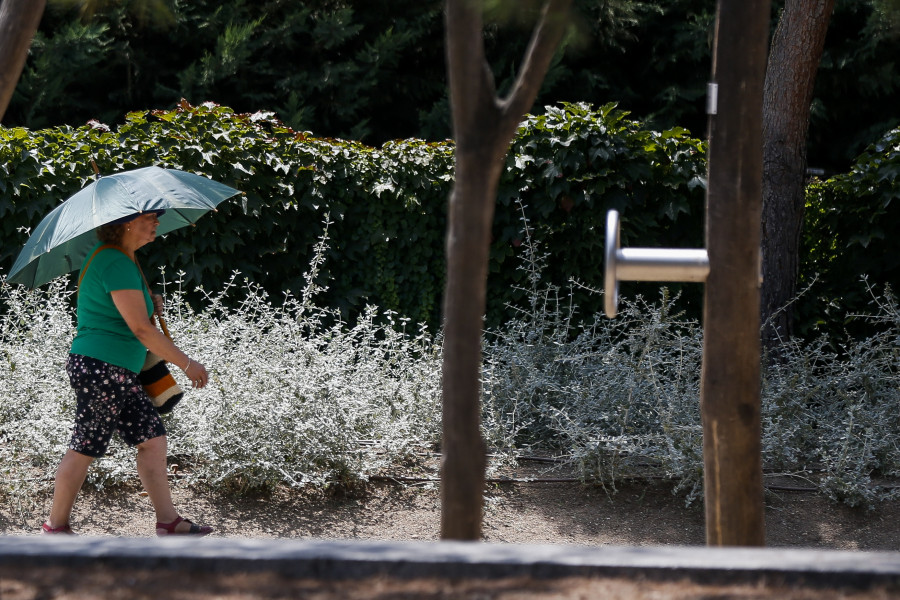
left=66, top=354, right=166, bottom=458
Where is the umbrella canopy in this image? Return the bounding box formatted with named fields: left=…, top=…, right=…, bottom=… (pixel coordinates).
left=8, top=166, right=242, bottom=288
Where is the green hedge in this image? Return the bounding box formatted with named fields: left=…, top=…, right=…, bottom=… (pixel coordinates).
left=1, top=101, right=708, bottom=329
left=491, top=102, right=707, bottom=323
left=801, top=126, right=900, bottom=339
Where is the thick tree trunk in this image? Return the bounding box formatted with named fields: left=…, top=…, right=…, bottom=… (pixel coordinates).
left=760, top=0, right=835, bottom=349
left=0, top=0, right=45, bottom=122
left=701, top=0, right=770, bottom=547
left=441, top=0, right=571, bottom=540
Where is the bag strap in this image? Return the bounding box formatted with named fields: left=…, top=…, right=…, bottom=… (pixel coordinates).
left=76, top=244, right=173, bottom=341
left=77, top=244, right=123, bottom=295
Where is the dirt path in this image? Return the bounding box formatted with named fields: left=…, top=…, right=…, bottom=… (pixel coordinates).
left=4, top=474, right=900, bottom=550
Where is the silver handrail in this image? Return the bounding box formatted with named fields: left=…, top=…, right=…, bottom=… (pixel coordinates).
left=604, top=210, right=709, bottom=318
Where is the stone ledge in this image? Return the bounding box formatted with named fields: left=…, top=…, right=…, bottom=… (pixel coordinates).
left=2, top=537, right=899, bottom=591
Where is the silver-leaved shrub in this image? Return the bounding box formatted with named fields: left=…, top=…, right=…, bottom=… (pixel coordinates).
left=1, top=218, right=898, bottom=510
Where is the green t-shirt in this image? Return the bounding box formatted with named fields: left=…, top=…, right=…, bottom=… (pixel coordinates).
left=70, top=244, right=153, bottom=374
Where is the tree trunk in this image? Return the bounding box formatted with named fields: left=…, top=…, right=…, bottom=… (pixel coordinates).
left=701, top=0, right=770, bottom=547
left=760, top=0, right=835, bottom=349
left=0, top=0, right=45, bottom=123
left=440, top=139, right=499, bottom=541
left=441, top=0, right=572, bottom=540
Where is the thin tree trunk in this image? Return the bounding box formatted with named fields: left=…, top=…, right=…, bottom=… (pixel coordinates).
left=760, top=0, right=835, bottom=349
left=440, top=143, right=498, bottom=540
left=0, top=0, right=45, bottom=122
left=441, top=0, right=571, bottom=541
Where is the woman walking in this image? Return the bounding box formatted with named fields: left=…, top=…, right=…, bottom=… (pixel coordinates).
left=42, top=210, right=213, bottom=536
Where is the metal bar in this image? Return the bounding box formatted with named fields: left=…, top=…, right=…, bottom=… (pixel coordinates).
left=604, top=209, right=710, bottom=318
left=616, top=248, right=710, bottom=282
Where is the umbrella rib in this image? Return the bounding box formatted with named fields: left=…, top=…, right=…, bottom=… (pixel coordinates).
left=170, top=207, right=197, bottom=226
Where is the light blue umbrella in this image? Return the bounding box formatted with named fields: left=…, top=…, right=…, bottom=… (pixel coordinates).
left=8, top=166, right=242, bottom=288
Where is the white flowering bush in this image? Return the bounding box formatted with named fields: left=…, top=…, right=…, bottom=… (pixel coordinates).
left=482, top=207, right=900, bottom=507
left=0, top=278, right=77, bottom=513
left=160, top=276, right=443, bottom=494
left=481, top=217, right=707, bottom=501
left=760, top=285, right=900, bottom=507
left=487, top=291, right=704, bottom=486
left=0, top=226, right=443, bottom=506
left=1, top=220, right=898, bottom=509
left=484, top=282, right=900, bottom=507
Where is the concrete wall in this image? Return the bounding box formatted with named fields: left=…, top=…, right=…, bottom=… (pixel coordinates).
left=2, top=537, right=899, bottom=598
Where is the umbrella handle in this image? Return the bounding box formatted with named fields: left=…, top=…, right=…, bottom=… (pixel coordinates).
left=157, top=315, right=173, bottom=341
left=136, top=256, right=172, bottom=341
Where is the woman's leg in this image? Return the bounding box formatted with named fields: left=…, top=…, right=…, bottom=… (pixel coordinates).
left=136, top=435, right=211, bottom=536
left=53, top=353, right=119, bottom=529
left=135, top=435, right=182, bottom=525
left=47, top=449, right=94, bottom=529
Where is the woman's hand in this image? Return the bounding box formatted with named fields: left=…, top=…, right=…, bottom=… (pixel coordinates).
left=112, top=289, right=206, bottom=389
left=183, top=359, right=209, bottom=389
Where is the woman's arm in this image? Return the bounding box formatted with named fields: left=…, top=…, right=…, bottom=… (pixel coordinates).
left=111, top=289, right=209, bottom=389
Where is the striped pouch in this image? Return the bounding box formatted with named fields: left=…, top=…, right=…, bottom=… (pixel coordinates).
left=139, top=351, right=183, bottom=414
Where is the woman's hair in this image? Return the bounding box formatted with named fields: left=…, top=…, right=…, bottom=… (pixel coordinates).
left=96, top=223, right=127, bottom=246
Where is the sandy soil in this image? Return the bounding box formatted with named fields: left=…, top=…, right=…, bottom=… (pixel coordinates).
left=3, top=461, right=899, bottom=551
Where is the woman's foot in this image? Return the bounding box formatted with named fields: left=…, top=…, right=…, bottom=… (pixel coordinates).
left=155, top=516, right=212, bottom=537
left=41, top=521, right=75, bottom=535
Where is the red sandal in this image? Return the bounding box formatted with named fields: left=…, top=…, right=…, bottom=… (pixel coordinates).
left=41, top=522, right=75, bottom=535
left=156, top=516, right=212, bottom=537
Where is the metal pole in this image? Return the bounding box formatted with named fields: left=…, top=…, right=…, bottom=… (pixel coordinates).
left=616, top=248, right=709, bottom=282
left=701, top=0, right=770, bottom=546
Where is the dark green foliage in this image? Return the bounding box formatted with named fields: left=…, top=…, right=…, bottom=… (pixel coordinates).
left=1, top=101, right=707, bottom=329
left=7, top=0, right=896, bottom=176
left=808, top=1, right=900, bottom=172
left=2, top=98, right=897, bottom=338
left=9, top=0, right=448, bottom=144
left=0, top=101, right=446, bottom=324
left=558, top=0, right=714, bottom=138
left=800, top=126, right=900, bottom=339
left=170, top=0, right=448, bottom=143
left=3, top=96, right=897, bottom=337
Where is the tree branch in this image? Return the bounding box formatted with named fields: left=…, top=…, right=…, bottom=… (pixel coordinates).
left=500, top=0, right=573, bottom=129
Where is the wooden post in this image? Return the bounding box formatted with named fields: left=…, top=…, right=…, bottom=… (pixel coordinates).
left=700, top=0, right=770, bottom=546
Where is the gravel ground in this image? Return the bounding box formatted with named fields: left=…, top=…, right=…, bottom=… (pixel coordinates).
left=4, top=462, right=900, bottom=551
